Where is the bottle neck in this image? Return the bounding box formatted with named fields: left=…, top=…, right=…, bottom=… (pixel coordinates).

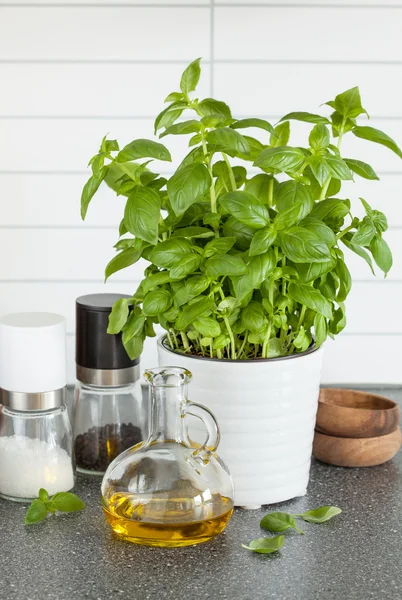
left=148, top=383, right=187, bottom=443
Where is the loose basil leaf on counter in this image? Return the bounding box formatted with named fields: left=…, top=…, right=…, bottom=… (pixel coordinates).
left=242, top=535, right=284, bottom=554
left=294, top=506, right=342, bottom=523
left=24, top=490, right=86, bottom=525
left=50, top=492, right=86, bottom=513
left=260, top=512, right=304, bottom=535
left=25, top=499, right=48, bottom=525
left=39, top=488, right=49, bottom=502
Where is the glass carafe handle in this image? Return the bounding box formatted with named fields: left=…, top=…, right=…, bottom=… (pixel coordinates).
left=185, top=401, right=221, bottom=463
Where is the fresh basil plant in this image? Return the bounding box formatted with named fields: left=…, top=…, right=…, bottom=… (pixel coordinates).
left=81, top=59, right=400, bottom=360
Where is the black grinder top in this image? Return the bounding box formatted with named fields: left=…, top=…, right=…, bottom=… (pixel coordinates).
left=76, top=293, right=139, bottom=371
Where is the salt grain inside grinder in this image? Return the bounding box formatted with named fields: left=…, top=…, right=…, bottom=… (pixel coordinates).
left=0, top=312, right=74, bottom=502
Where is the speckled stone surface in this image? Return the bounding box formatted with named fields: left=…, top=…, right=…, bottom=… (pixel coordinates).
left=1, top=386, right=401, bottom=600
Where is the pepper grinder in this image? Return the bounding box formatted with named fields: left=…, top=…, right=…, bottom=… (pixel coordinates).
left=73, top=294, right=145, bottom=476
left=0, top=312, right=74, bottom=502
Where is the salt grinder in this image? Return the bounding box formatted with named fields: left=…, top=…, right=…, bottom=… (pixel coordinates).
left=0, top=312, right=74, bottom=502
left=73, top=294, right=144, bottom=476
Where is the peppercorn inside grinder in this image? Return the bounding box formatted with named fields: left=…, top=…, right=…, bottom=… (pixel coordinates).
left=0, top=312, right=74, bottom=502
left=73, top=294, right=145, bottom=475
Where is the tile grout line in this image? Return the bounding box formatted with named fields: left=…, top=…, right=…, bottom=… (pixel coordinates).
left=2, top=59, right=402, bottom=65
left=1, top=3, right=401, bottom=8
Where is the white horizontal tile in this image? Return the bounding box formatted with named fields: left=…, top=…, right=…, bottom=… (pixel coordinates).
left=341, top=175, right=402, bottom=227
left=14, top=1, right=209, bottom=3
left=215, top=7, right=402, bottom=61
left=214, top=63, right=402, bottom=118
left=0, top=7, right=210, bottom=60
left=322, top=335, right=401, bottom=384
left=0, top=229, right=147, bottom=281
left=0, top=63, right=211, bottom=117
left=346, top=282, right=402, bottom=333
left=217, top=1, right=402, bottom=4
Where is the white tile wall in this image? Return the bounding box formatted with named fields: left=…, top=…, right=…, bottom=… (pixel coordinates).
left=0, top=1, right=401, bottom=383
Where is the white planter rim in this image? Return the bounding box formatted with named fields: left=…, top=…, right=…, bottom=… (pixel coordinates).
left=157, top=335, right=320, bottom=364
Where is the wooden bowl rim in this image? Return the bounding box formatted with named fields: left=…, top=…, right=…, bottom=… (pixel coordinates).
left=319, top=388, right=398, bottom=413
left=314, top=427, right=401, bottom=444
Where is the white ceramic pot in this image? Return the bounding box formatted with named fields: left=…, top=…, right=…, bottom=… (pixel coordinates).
left=157, top=336, right=324, bottom=509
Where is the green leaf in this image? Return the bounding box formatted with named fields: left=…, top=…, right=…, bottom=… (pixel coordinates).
left=244, top=174, right=275, bottom=203
left=326, top=87, right=367, bottom=119
left=314, top=313, right=327, bottom=347
left=150, top=239, right=192, bottom=268
left=206, top=127, right=250, bottom=155
left=180, top=57, right=201, bottom=94
left=50, top=492, right=86, bottom=513
left=296, top=506, right=342, bottom=524
left=274, top=181, right=314, bottom=230
left=279, top=227, right=332, bottom=263
left=196, top=98, right=232, bottom=120
left=231, top=118, right=276, bottom=136
left=293, top=326, right=312, bottom=352
left=107, top=298, right=130, bottom=334
left=232, top=250, right=276, bottom=301
left=39, top=488, right=49, bottom=502
left=308, top=156, right=332, bottom=187
left=370, top=236, right=393, bottom=276
left=351, top=216, right=376, bottom=246
left=341, top=235, right=375, bottom=275
left=164, top=92, right=184, bottom=103
left=336, top=259, right=352, bottom=302
left=123, top=335, right=144, bottom=360
left=223, top=217, right=254, bottom=250
left=174, top=274, right=211, bottom=307
left=169, top=254, right=202, bottom=280
left=270, top=121, right=290, bottom=148
left=171, top=226, right=214, bottom=239
left=296, top=257, right=337, bottom=283
left=142, top=271, right=171, bottom=294
left=193, top=316, right=221, bottom=338
left=160, top=119, right=202, bottom=139
left=309, top=123, right=330, bottom=150
left=301, top=219, right=337, bottom=247
left=154, top=101, right=187, bottom=134
left=280, top=112, right=330, bottom=125
left=241, top=301, right=266, bottom=332
left=117, top=139, right=172, bottom=163
left=81, top=170, right=106, bottom=220
left=309, top=198, right=350, bottom=229
left=167, top=163, right=211, bottom=216
left=205, top=254, right=248, bottom=277
left=175, top=297, right=215, bottom=330
left=25, top=499, right=48, bottom=525
left=352, top=126, right=402, bottom=158
left=242, top=535, right=284, bottom=554
left=122, top=313, right=146, bottom=343
left=124, top=187, right=160, bottom=245
left=288, top=282, right=333, bottom=319
left=204, top=236, right=236, bottom=258
left=219, top=191, right=270, bottom=229
left=260, top=512, right=304, bottom=534
left=105, top=247, right=142, bottom=282
left=250, top=226, right=277, bottom=256
left=325, top=157, right=353, bottom=181
left=213, top=333, right=231, bottom=350
left=143, top=290, right=173, bottom=316
left=344, top=158, right=379, bottom=180
left=254, top=146, right=305, bottom=172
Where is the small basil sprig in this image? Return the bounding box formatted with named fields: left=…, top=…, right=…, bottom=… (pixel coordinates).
left=24, top=488, right=86, bottom=525
left=243, top=505, right=342, bottom=555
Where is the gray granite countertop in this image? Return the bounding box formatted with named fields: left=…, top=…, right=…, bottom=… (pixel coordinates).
left=1, top=386, right=402, bottom=600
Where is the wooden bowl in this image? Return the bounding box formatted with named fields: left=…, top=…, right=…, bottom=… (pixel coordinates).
left=316, top=388, right=400, bottom=438
left=313, top=428, right=402, bottom=467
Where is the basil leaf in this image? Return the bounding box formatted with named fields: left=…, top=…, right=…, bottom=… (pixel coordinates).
left=244, top=174, right=275, bottom=203
left=232, top=250, right=276, bottom=301
left=220, top=191, right=270, bottom=229
left=169, top=254, right=202, bottom=281
left=142, top=271, right=171, bottom=294
left=143, top=290, right=173, bottom=316
left=309, top=198, right=350, bottom=228
left=352, top=126, right=402, bottom=158
left=314, top=313, right=328, bottom=347
left=351, top=216, right=376, bottom=247
left=105, top=247, right=142, bottom=282
left=344, top=158, right=379, bottom=180
left=171, top=226, right=214, bottom=239
left=341, top=235, right=375, bottom=275
left=193, top=316, right=221, bottom=338
left=160, top=120, right=202, bottom=139
left=117, top=139, right=171, bottom=163
left=204, top=237, right=236, bottom=258
left=231, top=118, right=276, bottom=136
left=260, top=512, right=304, bottom=534
left=207, top=127, right=250, bottom=155
left=180, top=57, right=201, bottom=94
left=213, top=333, right=231, bottom=350
left=325, top=157, right=353, bottom=181
left=174, top=274, right=211, bottom=307
left=122, top=313, right=146, bottom=343
left=250, top=226, right=277, bottom=256
left=280, top=112, right=330, bottom=125
left=254, top=146, right=305, bottom=172
left=274, top=181, right=314, bottom=230
left=167, top=163, right=211, bottom=216
left=293, top=326, right=312, bottom=352
left=50, top=492, right=86, bottom=513
left=205, top=254, right=248, bottom=277
left=124, top=187, right=160, bottom=245
left=279, top=227, right=332, bottom=263
left=25, top=499, right=48, bottom=525
left=39, top=488, right=49, bottom=502
left=107, top=298, right=130, bottom=334
left=370, top=236, right=393, bottom=276
left=308, top=156, right=332, bottom=187
left=175, top=297, right=215, bottom=330
left=270, top=122, right=290, bottom=147
left=196, top=98, right=232, bottom=120
left=336, top=259, right=352, bottom=302
left=81, top=170, right=107, bottom=220
left=296, top=258, right=336, bottom=283
left=154, top=101, right=187, bottom=134
left=123, top=335, right=144, bottom=360
left=309, top=124, right=330, bottom=150
left=241, top=301, right=266, bottom=332
left=223, top=217, right=254, bottom=249
left=326, top=87, right=367, bottom=119
left=297, top=506, right=342, bottom=524
left=288, top=282, right=333, bottom=319
left=301, top=219, right=337, bottom=247
left=242, top=535, right=284, bottom=554
left=150, top=239, right=192, bottom=268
